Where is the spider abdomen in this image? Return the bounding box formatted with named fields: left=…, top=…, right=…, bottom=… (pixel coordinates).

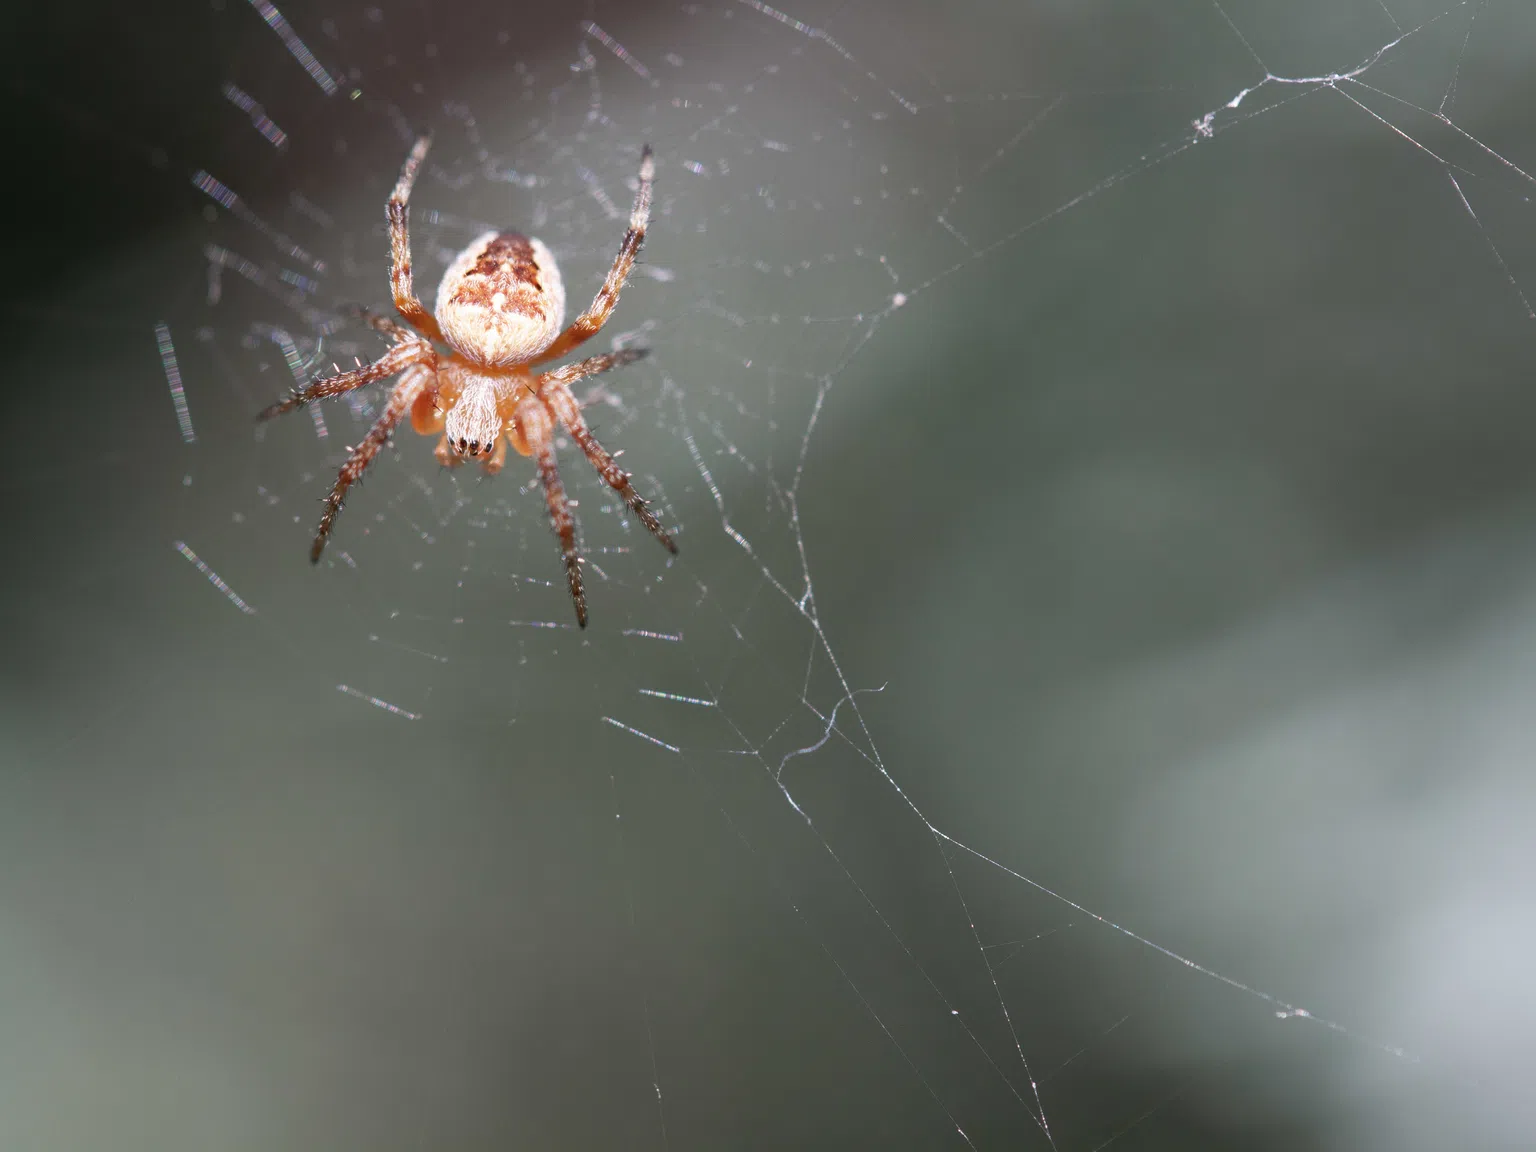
left=435, top=231, right=566, bottom=367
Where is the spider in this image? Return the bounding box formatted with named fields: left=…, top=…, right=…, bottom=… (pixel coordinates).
left=259, top=136, right=676, bottom=627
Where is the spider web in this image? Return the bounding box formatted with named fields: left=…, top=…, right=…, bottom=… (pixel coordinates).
left=10, top=0, right=1536, bottom=1147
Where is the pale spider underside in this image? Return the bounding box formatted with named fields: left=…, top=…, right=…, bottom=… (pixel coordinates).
left=259, top=137, right=676, bottom=627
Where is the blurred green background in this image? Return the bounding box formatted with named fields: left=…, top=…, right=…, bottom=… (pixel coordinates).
left=5, top=1, right=1536, bottom=1147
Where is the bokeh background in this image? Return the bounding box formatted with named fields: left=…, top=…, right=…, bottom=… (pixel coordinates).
left=5, top=1, right=1536, bottom=1148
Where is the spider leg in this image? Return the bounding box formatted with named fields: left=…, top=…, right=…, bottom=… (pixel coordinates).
left=310, top=364, right=433, bottom=562
left=352, top=305, right=417, bottom=344
left=531, top=145, right=653, bottom=366
left=388, top=136, right=446, bottom=343
left=536, top=353, right=677, bottom=555
left=258, top=339, right=434, bottom=421
left=533, top=348, right=648, bottom=390
left=517, top=399, right=587, bottom=627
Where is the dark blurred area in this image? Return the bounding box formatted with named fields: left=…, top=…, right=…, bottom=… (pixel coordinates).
left=6, top=2, right=596, bottom=302
left=5, top=1, right=1536, bottom=1149
left=7, top=7, right=194, bottom=302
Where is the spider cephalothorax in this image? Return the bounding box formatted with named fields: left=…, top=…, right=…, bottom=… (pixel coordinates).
left=259, top=137, right=674, bottom=627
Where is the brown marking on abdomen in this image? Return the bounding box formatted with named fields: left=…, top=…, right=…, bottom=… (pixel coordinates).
left=450, top=232, right=546, bottom=311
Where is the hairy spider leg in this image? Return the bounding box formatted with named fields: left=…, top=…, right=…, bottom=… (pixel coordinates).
left=388, top=136, right=446, bottom=344
left=534, top=352, right=677, bottom=554
left=256, top=338, right=435, bottom=421
left=353, top=305, right=418, bottom=344
left=531, top=145, right=653, bottom=366
left=309, top=364, right=434, bottom=561
left=516, top=399, right=588, bottom=626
